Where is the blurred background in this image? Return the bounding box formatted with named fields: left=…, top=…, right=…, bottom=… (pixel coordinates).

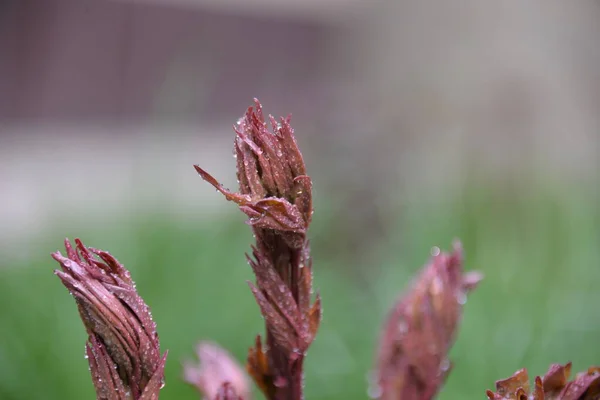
left=1, top=0, right=599, bottom=398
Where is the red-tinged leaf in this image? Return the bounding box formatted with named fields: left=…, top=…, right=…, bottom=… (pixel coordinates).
left=139, top=352, right=167, bottom=400
left=91, top=248, right=134, bottom=286
left=266, top=114, right=297, bottom=196
left=194, top=165, right=253, bottom=205
left=87, top=335, right=129, bottom=400
left=307, top=293, right=322, bottom=344
left=245, top=253, right=302, bottom=338
left=239, top=122, right=279, bottom=197
left=78, top=296, right=137, bottom=378
left=234, top=124, right=263, bottom=156
left=248, top=198, right=306, bottom=232
left=559, top=372, right=600, bottom=399
left=74, top=238, right=96, bottom=267
left=297, top=257, right=313, bottom=317
left=64, top=238, right=78, bottom=260
left=251, top=98, right=264, bottom=120
left=543, top=363, right=572, bottom=394
left=107, top=282, right=158, bottom=335
left=496, top=369, right=530, bottom=397
left=248, top=282, right=298, bottom=353
left=293, top=176, right=313, bottom=224
left=247, top=123, right=289, bottom=197
left=487, top=363, right=600, bottom=400
left=234, top=143, right=252, bottom=196
left=276, top=116, right=306, bottom=178
left=531, top=376, right=543, bottom=400
left=584, top=367, right=600, bottom=399
left=487, top=389, right=504, bottom=400
left=247, top=335, right=274, bottom=399
left=235, top=137, right=268, bottom=199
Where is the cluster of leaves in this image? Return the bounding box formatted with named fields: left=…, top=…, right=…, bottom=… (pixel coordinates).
left=487, top=363, right=600, bottom=400
left=51, top=99, right=598, bottom=400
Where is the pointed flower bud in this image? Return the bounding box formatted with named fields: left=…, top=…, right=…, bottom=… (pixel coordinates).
left=486, top=363, right=600, bottom=400
left=195, top=99, right=320, bottom=400
left=183, top=341, right=250, bottom=400
left=53, top=238, right=167, bottom=400
left=194, top=98, right=312, bottom=249
left=374, top=241, right=482, bottom=400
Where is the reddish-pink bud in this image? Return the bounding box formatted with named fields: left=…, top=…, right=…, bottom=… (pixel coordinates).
left=53, top=238, right=167, bottom=399
left=374, top=241, right=482, bottom=400
left=184, top=342, right=250, bottom=400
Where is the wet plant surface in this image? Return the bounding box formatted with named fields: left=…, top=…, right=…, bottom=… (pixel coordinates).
left=0, top=101, right=598, bottom=399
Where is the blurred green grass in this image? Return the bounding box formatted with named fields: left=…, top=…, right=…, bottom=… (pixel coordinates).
left=0, top=182, right=598, bottom=399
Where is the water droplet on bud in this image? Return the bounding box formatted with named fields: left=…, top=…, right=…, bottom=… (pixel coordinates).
left=397, top=320, right=408, bottom=335
left=367, top=371, right=382, bottom=399
left=440, top=358, right=451, bottom=373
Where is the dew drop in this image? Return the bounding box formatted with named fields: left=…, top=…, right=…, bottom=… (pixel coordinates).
left=366, top=371, right=382, bottom=399
left=456, top=290, right=467, bottom=305
left=397, top=320, right=408, bottom=335
left=430, top=246, right=441, bottom=256
left=367, top=384, right=382, bottom=399
left=439, top=358, right=451, bottom=373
